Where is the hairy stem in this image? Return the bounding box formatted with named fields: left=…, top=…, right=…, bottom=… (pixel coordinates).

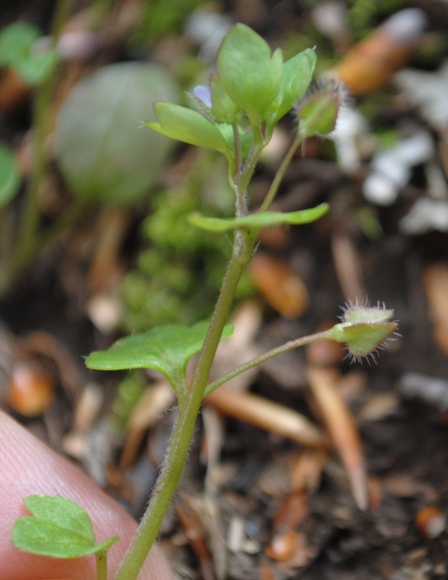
left=114, top=231, right=256, bottom=580
left=115, top=109, right=301, bottom=580
left=204, top=328, right=333, bottom=396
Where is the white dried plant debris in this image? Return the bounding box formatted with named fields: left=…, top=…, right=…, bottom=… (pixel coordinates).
left=331, top=103, right=372, bottom=172
left=363, top=129, right=434, bottom=206
left=395, top=61, right=448, bottom=129
left=311, top=0, right=348, bottom=41
left=399, top=157, right=448, bottom=234
left=185, top=10, right=232, bottom=62
left=399, top=198, right=448, bottom=234
left=398, top=372, right=448, bottom=411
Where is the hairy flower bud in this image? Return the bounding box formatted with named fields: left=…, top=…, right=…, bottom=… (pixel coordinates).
left=328, top=300, right=399, bottom=364
left=296, top=81, right=343, bottom=139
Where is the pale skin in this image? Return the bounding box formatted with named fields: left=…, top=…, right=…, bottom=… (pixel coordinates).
left=0, top=411, right=174, bottom=580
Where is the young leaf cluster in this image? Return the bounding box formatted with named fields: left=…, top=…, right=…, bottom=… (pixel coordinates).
left=147, top=24, right=316, bottom=168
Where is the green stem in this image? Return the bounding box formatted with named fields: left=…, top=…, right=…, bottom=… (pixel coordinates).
left=236, top=144, right=261, bottom=198
left=5, top=0, right=72, bottom=285
left=205, top=328, right=334, bottom=397
left=51, top=0, right=72, bottom=38
left=115, top=110, right=302, bottom=580
left=36, top=198, right=92, bottom=250
left=259, top=132, right=302, bottom=212
left=232, top=124, right=241, bottom=179
left=114, top=233, right=256, bottom=580
left=96, top=550, right=107, bottom=580
left=14, top=78, right=51, bottom=272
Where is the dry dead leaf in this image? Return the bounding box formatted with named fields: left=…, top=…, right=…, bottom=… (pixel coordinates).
left=307, top=366, right=368, bottom=510
left=265, top=530, right=309, bottom=566
left=331, top=232, right=366, bottom=300
left=415, top=506, right=446, bottom=539
left=358, top=392, right=400, bottom=422
left=176, top=493, right=215, bottom=580
left=423, top=263, right=448, bottom=356
left=206, top=388, right=324, bottom=447
left=248, top=253, right=308, bottom=319
left=331, top=9, right=426, bottom=96
left=119, top=381, right=176, bottom=471
left=7, top=360, right=55, bottom=417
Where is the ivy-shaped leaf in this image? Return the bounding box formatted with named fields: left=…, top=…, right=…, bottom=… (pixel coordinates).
left=86, top=321, right=233, bottom=400
left=12, top=495, right=119, bottom=559
left=188, top=203, right=329, bottom=233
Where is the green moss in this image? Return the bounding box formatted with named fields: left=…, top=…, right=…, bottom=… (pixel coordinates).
left=122, top=149, right=254, bottom=332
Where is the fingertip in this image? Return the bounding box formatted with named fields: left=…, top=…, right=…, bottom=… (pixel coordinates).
left=0, top=411, right=173, bottom=579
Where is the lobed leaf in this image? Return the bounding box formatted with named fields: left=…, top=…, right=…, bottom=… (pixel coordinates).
left=86, top=321, right=233, bottom=399
left=188, top=203, right=329, bottom=233
left=12, top=495, right=119, bottom=559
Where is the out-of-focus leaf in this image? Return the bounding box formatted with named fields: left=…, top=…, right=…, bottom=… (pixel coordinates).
left=55, top=63, right=178, bottom=206
left=0, top=22, right=57, bottom=85
left=0, top=143, right=20, bottom=207
left=0, top=22, right=38, bottom=66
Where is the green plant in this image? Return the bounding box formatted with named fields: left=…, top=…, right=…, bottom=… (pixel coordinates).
left=122, top=148, right=253, bottom=332
left=11, top=23, right=398, bottom=579
left=0, top=18, right=61, bottom=291
left=0, top=22, right=58, bottom=85
left=12, top=495, right=118, bottom=580
left=0, top=7, right=178, bottom=295
left=0, top=143, right=20, bottom=209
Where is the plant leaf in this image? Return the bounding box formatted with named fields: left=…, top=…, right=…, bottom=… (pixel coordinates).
left=147, top=102, right=229, bottom=156
left=55, top=63, right=178, bottom=205
left=0, top=22, right=57, bottom=85
left=86, top=321, right=233, bottom=398
left=12, top=495, right=119, bottom=559
left=0, top=143, right=20, bottom=207
left=272, top=48, right=317, bottom=125
left=216, top=24, right=283, bottom=125
left=188, top=203, right=329, bottom=233
left=16, top=50, right=58, bottom=85
left=0, top=22, right=39, bottom=67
